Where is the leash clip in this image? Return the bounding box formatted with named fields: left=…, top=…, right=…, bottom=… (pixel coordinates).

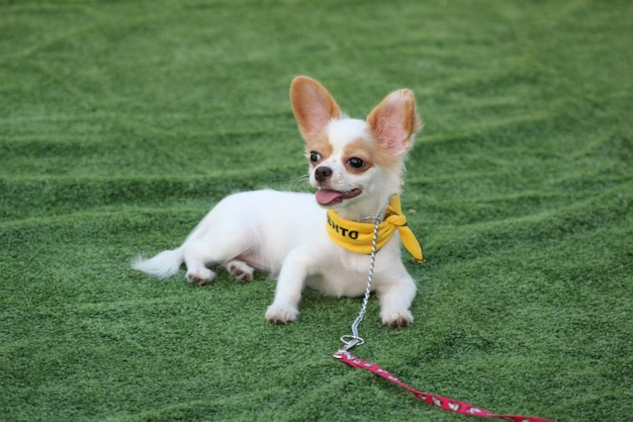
left=340, top=335, right=364, bottom=350
left=334, top=335, right=364, bottom=358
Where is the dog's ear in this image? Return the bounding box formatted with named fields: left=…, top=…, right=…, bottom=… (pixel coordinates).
left=366, top=89, right=422, bottom=156
left=290, top=76, right=341, bottom=143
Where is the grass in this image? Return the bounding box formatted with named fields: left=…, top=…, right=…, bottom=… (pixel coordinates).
left=1, top=0, right=632, bottom=421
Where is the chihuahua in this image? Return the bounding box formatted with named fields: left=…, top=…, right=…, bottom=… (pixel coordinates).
left=133, top=76, right=423, bottom=327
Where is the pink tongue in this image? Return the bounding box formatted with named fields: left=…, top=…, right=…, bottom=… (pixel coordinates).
left=316, top=189, right=343, bottom=205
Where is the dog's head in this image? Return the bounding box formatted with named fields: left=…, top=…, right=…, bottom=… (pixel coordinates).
left=290, top=76, right=422, bottom=218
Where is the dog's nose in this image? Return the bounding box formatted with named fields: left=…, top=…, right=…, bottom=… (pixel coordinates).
left=314, top=166, right=333, bottom=182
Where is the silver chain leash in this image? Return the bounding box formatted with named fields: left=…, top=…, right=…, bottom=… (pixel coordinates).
left=339, top=210, right=384, bottom=351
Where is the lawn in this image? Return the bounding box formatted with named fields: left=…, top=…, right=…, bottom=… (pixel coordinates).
left=1, top=1, right=631, bottom=421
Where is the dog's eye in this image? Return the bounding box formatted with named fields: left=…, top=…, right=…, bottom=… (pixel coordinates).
left=348, top=157, right=365, bottom=169
left=310, top=151, right=321, bottom=163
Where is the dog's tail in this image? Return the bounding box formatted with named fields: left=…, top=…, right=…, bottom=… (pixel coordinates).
left=132, top=247, right=185, bottom=279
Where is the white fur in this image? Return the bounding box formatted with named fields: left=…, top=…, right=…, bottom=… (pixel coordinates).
left=133, top=76, right=421, bottom=326
left=317, top=119, right=402, bottom=220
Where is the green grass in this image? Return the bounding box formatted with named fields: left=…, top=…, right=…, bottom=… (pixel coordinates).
left=1, top=1, right=632, bottom=421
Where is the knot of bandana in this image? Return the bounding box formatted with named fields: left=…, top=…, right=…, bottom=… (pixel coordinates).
left=326, top=195, right=425, bottom=263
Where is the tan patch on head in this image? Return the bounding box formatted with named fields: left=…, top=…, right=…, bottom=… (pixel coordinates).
left=342, top=138, right=374, bottom=174
left=305, top=133, right=333, bottom=166
left=343, top=137, right=402, bottom=174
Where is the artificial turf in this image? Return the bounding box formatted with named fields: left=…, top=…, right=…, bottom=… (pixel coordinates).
left=1, top=1, right=632, bottom=421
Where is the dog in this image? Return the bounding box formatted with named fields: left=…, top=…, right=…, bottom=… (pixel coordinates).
left=133, top=76, right=424, bottom=327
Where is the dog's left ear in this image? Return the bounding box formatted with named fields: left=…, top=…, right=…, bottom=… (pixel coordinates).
left=366, top=89, right=422, bottom=156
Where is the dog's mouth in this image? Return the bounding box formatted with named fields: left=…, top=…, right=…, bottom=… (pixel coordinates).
left=315, top=188, right=363, bottom=206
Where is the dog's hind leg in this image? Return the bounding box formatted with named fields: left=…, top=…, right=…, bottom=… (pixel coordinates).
left=183, top=247, right=216, bottom=285
left=224, top=260, right=255, bottom=282
left=182, top=225, right=254, bottom=286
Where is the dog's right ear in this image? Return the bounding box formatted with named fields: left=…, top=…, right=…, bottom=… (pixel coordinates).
left=290, top=76, right=341, bottom=143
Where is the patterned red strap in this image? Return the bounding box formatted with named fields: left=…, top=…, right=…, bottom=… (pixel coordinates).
left=334, top=350, right=557, bottom=422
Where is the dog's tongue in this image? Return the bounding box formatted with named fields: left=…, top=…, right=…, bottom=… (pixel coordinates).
left=316, top=189, right=344, bottom=205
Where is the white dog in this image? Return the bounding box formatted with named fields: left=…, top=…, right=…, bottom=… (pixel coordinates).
left=133, top=76, right=424, bottom=327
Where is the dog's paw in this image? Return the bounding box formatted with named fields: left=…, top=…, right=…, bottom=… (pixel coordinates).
left=186, top=268, right=215, bottom=285
left=226, top=260, right=254, bottom=283
left=265, top=304, right=299, bottom=324
left=382, top=310, right=413, bottom=328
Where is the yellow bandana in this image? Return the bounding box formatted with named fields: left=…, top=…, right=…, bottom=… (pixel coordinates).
left=326, top=195, right=425, bottom=263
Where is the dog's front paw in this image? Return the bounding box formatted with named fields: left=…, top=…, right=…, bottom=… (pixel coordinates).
left=265, top=304, right=299, bottom=325
left=382, top=310, right=413, bottom=328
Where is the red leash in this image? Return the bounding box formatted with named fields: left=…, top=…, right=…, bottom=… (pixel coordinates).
left=334, top=350, right=557, bottom=422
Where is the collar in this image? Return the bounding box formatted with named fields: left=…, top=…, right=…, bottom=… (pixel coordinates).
left=326, top=195, right=425, bottom=263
